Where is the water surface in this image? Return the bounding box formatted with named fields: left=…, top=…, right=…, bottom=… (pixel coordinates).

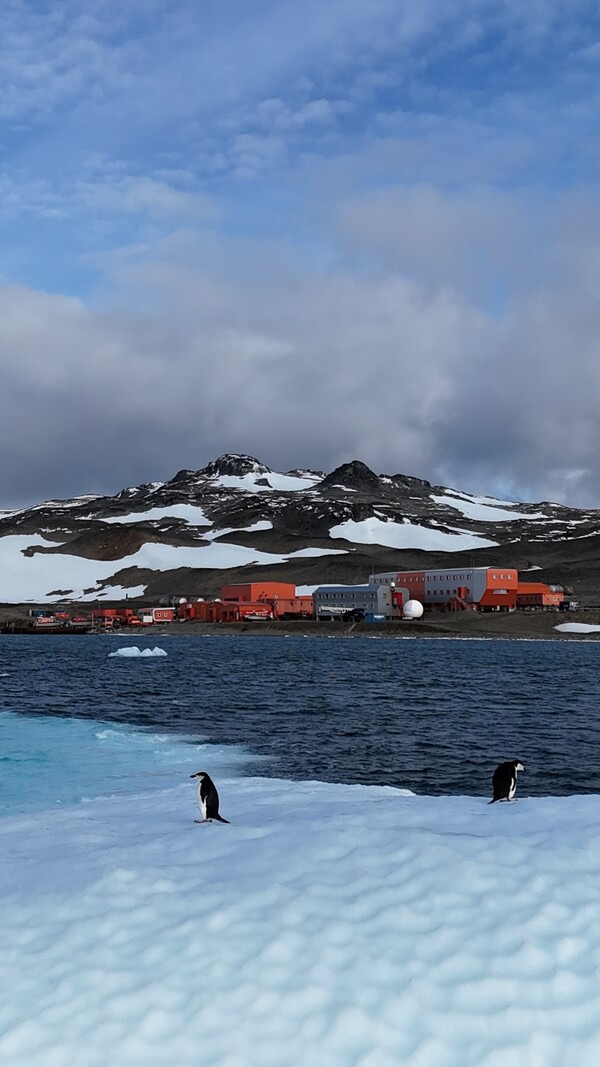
left=1, top=633, right=599, bottom=799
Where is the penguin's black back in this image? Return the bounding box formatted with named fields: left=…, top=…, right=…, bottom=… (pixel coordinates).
left=201, top=773, right=230, bottom=823
left=490, top=761, right=516, bottom=803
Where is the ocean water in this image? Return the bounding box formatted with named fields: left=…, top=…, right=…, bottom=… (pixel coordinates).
left=1, top=632, right=600, bottom=811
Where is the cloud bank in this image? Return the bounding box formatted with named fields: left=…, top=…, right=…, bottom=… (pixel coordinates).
left=2, top=1, right=600, bottom=507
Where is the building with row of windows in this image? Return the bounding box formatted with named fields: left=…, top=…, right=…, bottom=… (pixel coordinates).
left=369, top=567, right=565, bottom=611
left=313, top=584, right=409, bottom=621
left=370, top=566, right=518, bottom=610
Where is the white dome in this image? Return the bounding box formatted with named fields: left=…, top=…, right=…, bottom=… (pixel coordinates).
left=178, top=597, right=188, bottom=604
left=403, top=599, right=424, bottom=620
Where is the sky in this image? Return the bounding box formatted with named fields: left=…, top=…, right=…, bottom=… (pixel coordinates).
left=2, top=0, right=600, bottom=508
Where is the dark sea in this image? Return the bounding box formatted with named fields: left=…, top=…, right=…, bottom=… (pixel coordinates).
left=1, top=633, right=600, bottom=798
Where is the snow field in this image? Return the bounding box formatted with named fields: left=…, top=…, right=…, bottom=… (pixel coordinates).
left=329, top=516, right=498, bottom=551
left=556, top=623, right=600, bottom=635
left=0, top=534, right=345, bottom=602
left=3, top=775, right=600, bottom=1066
left=431, top=494, right=546, bottom=523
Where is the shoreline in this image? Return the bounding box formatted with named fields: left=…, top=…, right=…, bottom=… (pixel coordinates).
left=2, top=608, right=600, bottom=641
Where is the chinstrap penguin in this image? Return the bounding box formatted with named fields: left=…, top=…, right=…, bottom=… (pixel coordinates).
left=489, top=760, right=526, bottom=804
left=190, top=771, right=230, bottom=823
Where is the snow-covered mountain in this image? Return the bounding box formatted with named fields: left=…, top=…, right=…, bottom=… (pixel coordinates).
left=1, top=453, right=599, bottom=604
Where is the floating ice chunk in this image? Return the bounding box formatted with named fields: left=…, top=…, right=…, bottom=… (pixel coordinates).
left=108, top=646, right=168, bottom=658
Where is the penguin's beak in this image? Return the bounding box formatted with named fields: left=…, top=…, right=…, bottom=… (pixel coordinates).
left=190, top=773, right=199, bottom=778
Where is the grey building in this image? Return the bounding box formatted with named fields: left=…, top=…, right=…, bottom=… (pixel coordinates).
left=313, top=583, right=408, bottom=620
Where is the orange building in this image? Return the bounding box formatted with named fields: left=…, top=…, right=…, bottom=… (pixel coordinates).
left=178, top=600, right=222, bottom=623
left=219, top=601, right=274, bottom=622
left=273, top=596, right=314, bottom=618
left=177, top=584, right=314, bottom=623
left=221, top=582, right=297, bottom=602
left=516, top=583, right=564, bottom=608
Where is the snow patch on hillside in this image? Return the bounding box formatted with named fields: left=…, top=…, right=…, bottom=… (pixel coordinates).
left=0, top=535, right=346, bottom=603
left=214, top=471, right=321, bottom=493
left=432, top=494, right=547, bottom=522
left=329, top=517, right=498, bottom=552
left=102, top=504, right=211, bottom=526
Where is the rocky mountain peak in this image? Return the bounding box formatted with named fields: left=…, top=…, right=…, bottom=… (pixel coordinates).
left=320, top=460, right=381, bottom=492
left=201, top=454, right=269, bottom=478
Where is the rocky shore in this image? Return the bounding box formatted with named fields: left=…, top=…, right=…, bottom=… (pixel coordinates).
left=2, top=606, right=599, bottom=640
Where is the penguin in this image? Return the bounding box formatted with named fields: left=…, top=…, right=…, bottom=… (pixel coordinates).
left=189, top=771, right=230, bottom=823
left=489, top=760, right=526, bottom=804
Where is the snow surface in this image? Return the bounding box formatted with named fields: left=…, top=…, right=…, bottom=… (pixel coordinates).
left=214, top=471, right=321, bottom=493
left=102, top=504, right=211, bottom=526
left=103, top=509, right=273, bottom=539
left=108, top=646, right=168, bottom=657
left=78, top=584, right=147, bottom=602
left=431, top=494, right=546, bottom=523
left=555, top=623, right=600, bottom=635
left=443, top=489, right=527, bottom=508
left=206, top=520, right=274, bottom=538
left=3, top=710, right=600, bottom=1067
left=0, top=535, right=346, bottom=603
left=330, top=517, right=498, bottom=551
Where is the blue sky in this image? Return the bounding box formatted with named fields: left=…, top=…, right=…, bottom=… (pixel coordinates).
left=2, top=0, right=600, bottom=506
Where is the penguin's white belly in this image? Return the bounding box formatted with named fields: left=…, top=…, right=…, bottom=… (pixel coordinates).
left=197, top=786, right=207, bottom=819
left=508, top=779, right=517, bottom=800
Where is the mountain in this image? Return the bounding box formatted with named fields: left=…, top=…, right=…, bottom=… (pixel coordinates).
left=1, top=453, right=600, bottom=604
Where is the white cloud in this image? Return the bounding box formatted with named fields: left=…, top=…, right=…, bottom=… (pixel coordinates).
left=2, top=2, right=600, bottom=510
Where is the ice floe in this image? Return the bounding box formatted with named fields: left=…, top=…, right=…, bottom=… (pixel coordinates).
left=108, top=646, right=168, bottom=658
left=2, top=774, right=600, bottom=1063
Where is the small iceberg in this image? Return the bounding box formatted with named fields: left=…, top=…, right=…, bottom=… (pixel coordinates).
left=108, top=646, right=168, bottom=658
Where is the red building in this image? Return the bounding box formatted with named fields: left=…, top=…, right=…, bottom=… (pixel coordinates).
left=177, top=584, right=314, bottom=623
left=516, top=583, right=564, bottom=608
left=272, top=596, right=314, bottom=618
left=92, top=607, right=139, bottom=627
left=221, top=582, right=297, bottom=602
left=178, top=600, right=222, bottom=623
left=219, top=601, right=274, bottom=622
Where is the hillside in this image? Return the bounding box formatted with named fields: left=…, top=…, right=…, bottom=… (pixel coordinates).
left=1, top=453, right=599, bottom=604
